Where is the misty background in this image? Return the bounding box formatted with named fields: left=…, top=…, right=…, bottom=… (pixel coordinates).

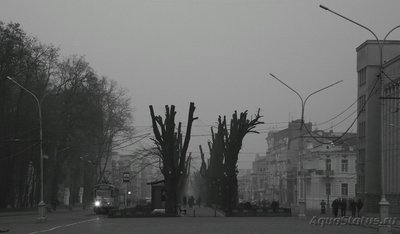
left=2, top=0, right=399, bottom=169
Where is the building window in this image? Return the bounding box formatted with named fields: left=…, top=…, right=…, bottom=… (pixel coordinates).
left=341, top=183, right=348, bottom=196
left=358, top=68, right=366, bottom=87
left=326, top=159, right=331, bottom=171
left=358, top=95, right=366, bottom=112
left=358, top=121, right=366, bottom=139
left=326, top=183, right=331, bottom=196
left=341, top=159, right=348, bottom=172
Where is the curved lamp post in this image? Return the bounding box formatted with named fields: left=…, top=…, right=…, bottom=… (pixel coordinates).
left=320, top=4, right=400, bottom=221
left=6, top=76, right=46, bottom=222
left=269, top=73, right=343, bottom=129
left=268, top=73, right=342, bottom=218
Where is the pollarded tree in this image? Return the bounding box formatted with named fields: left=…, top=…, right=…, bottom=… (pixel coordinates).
left=149, top=102, right=197, bottom=214
left=201, top=109, right=263, bottom=213
left=222, top=109, right=263, bottom=214
left=199, top=117, right=226, bottom=207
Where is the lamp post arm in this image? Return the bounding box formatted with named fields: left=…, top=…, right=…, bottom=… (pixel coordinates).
left=7, top=76, right=41, bottom=110
left=302, top=80, right=343, bottom=127
left=320, top=5, right=380, bottom=43
left=304, top=80, right=343, bottom=105
left=269, top=73, right=304, bottom=106
left=384, top=25, right=400, bottom=41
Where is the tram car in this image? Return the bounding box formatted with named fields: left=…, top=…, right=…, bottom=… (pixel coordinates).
left=93, top=183, right=119, bottom=214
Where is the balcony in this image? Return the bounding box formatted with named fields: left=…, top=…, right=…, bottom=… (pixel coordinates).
left=325, top=170, right=334, bottom=178
left=304, top=169, right=334, bottom=178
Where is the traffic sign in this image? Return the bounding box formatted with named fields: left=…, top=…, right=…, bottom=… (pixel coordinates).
left=123, top=172, right=130, bottom=182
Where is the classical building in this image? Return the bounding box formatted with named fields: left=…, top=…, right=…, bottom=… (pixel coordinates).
left=265, top=119, right=312, bottom=206
left=356, top=40, right=400, bottom=213
left=298, top=134, right=357, bottom=210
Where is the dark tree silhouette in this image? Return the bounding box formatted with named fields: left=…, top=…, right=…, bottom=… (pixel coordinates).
left=149, top=102, right=197, bottom=214
left=200, top=109, right=263, bottom=214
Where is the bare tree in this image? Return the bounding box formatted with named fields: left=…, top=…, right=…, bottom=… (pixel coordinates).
left=200, top=109, right=263, bottom=214
left=149, top=102, right=197, bottom=214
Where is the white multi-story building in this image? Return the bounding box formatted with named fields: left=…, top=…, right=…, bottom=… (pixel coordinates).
left=299, top=137, right=357, bottom=210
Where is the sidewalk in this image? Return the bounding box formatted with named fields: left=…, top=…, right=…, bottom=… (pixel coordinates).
left=301, top=209, right=400, bottom=233
left=183, top=206, right=225, bottom=217
left=0, top=206, right=90, bottom=217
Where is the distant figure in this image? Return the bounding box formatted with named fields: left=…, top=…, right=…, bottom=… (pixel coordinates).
left=261, top=199, right=267, bottom=208
left=197, top=196, right=202, bottom=207
left=271, top=200, right=279, bottom=213
left=356, top=198, right=363, bottom=217
left=332, top=199, right=339, bottom=217
left=320, top=200, right=326, bottom=214
left=188, top=196, right=195, bottom=208
left=340, top=198, right=347, bottom=216
left=182, top=196, right=187, bottom=207
left=161, top=190, right=167, bottom=209
left=349, top=198, right=356, bottom=217
left=51, top=199, right=58, bottom=211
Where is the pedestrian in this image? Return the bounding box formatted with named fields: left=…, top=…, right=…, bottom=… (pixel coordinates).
left=182, top=196, right=187, bottom=207
left=340, top=198, right=347, bottom=216
left=356, top=198, right=363, bottom=217
left=332, top=199, right=339, bottom=217
left=197, top=196, right=202, bottom=207
left=349, top=198, right=356, bottom=217
left=188, top=196, right=194, bottom=208
left=271, top=200, right=279, bottom=213
left=161, top=189, right=167, bottom=209
left=320, top=200, right=326, bottom=214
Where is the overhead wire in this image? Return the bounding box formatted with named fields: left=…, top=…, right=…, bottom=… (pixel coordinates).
left=302, top=73, right=381, bottom=144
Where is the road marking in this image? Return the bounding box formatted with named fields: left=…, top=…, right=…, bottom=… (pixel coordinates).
left=64, top=218, right=99, bottom=227
left=28, top=226, right=63, bottom=234
left=27, top=217, right=99, bottom=234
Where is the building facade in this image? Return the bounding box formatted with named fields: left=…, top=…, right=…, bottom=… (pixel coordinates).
left=265, top=119, right=312, bottom=206
left=356, top=40, right=400, bottom=213
left=299, top=138, right=357, bottom=210
left=250, top=155, right=267, bottom=202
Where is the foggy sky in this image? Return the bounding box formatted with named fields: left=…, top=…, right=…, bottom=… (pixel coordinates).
left=2, top=0, right=400, bottom=168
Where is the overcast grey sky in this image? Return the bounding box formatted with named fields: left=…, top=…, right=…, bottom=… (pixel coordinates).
left=2, top=0, right=400, bottom=169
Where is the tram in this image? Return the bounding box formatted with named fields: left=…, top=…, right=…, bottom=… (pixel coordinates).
left=93, top=183, right=119, bottom=214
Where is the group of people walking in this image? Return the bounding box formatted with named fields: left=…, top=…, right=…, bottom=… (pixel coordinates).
left=182, top=195, right=201, bottom=208
left=327, top=198, right=363, bottom=217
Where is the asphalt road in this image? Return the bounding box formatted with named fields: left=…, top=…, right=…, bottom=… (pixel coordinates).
left=0, top=208, right=380, bottom=234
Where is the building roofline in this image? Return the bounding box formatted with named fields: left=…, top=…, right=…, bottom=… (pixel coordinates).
left=356, top=40, right=400, bottom=52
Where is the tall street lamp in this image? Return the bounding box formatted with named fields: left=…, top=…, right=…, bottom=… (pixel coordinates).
left=6, top=76, right=46, bottom=222
left=267, top=73, right=342, bottom=218
left=320, top=4, right=400, bottom=221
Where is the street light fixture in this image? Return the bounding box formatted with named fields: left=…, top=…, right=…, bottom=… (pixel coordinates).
left=320, top=4, right=400, bottom=221
left=5, top=76, right=46, bottom=222
left=269, top=73, right=343, bottom=129
left=267, top=73, right=342, bottom=218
